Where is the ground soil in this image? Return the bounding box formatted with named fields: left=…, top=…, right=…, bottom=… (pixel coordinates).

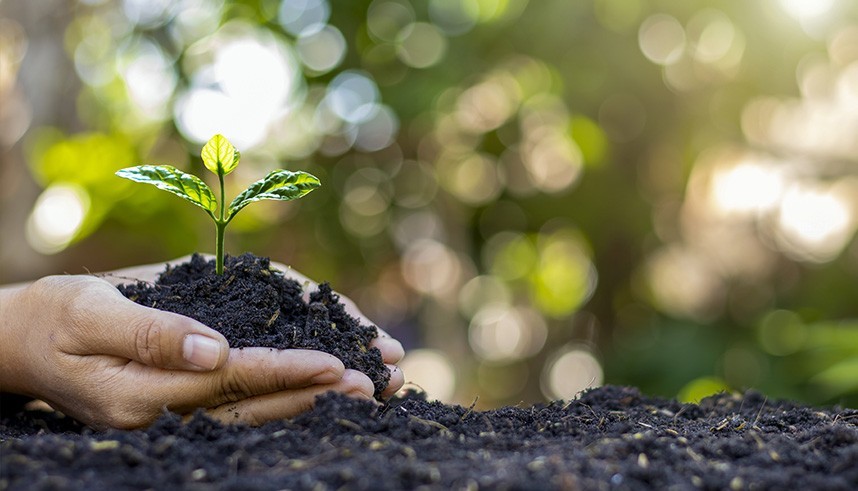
left=1, top=254, right=856, bottom=489
left=116, top=253, right=389, bottom=397
left=1, top=386, right=856, bottom=490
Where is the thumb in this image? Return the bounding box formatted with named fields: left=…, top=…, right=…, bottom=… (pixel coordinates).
left=69, top=278, right=229, bottom=371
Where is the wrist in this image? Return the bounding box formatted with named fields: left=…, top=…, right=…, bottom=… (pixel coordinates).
left=0, top=283, right=35, bottom=396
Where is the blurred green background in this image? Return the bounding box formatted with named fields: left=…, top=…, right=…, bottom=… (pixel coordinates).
left=1, top=0, right=856, bottom=408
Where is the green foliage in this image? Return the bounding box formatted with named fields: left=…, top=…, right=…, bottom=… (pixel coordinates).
left=201, top=134, right=240, bottom=177
left=116, top=134, right=320, bottom=274
left=115, top=165, right=218, bottom=216
left=229, top=170, right=322, bottom=218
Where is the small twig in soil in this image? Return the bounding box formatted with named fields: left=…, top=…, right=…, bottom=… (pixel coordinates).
left=336, top=418, right=364, bottom=432
left=576, top=401, right=600, bottom=422
left=459, top=396, right=479, bottom=423
left=410, top=416, right=451, bottom=435
left=832, top=413, right=858, bottom=424
left=752, top=396, right=768, bottom=429
left=219, top=275, right=236, bottom=292
left=672, top=405, right=689, bottom=426
left=266, top=309, right=280, bottom=327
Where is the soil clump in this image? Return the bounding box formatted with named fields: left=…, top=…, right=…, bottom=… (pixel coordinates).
left=116, top=253, right=388, bottom=396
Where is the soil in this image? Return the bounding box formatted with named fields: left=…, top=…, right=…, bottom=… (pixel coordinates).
left=1, top=386, right=856, bottom=490
left=1, top=253, right=856, bottom=489
left=116, top=253, right=389, bottom=397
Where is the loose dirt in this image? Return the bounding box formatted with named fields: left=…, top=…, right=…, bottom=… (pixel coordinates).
left=1, top=386, right=856, bottom=489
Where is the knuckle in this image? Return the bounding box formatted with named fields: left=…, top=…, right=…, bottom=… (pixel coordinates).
left=133, top=316, right=167, bottom=367
left=53, top=277, right=112, bottom=335
left=318, top=357, right=345, bottom=382
left=342, top=371, right=374, bottom=398
left=97, top=399, right=144, bottom=430
left=220, top=372, right=256, bottom=402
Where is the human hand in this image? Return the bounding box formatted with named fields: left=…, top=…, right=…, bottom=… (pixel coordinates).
left=0, top=258, right=403, bottom=429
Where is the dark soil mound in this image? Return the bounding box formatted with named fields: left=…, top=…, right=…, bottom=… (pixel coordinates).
left=117, top=253, right=388, bottom=396
left=1, top=386, right=856, bottom=490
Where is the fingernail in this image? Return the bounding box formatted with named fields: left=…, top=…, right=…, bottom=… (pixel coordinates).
left=183, top=334, right=222, bottom=370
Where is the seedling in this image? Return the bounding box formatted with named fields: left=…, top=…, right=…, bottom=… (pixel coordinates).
left=116, top=134, right=320, bottom=274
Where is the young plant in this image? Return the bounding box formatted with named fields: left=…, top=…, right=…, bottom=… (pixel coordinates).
left=116, top=134, right=320, bottom=274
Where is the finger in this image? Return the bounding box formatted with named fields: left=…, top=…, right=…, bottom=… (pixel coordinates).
left=381, top=364, right=405, bottom=399
left=147, top=348, right=346, bottom=412
left=371, top=335, right=405, bottom=364
left=65, top=278, right=229, bottom=372
left=203, top=370, right=375, bottom=426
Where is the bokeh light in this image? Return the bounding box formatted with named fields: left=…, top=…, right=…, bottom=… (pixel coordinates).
left=758, top=310, right=807, bottom=356
left=26, top=184, right=90, bottom=254
left=396, top=22, right=447, bottom=69
left=541, top=346, right=603, bottom=400
left=779, top=0, right=837, bottom=21
left=638, top=14, right=686, bottom=66
left=401, top=239, right=468, bottom=300
left=775, top=183, right=854, bottom=262
left=118, top=38, right=177, bottom=123
left=468, top=304, right=547, bottom=361
left=326, top=71, right=381, bottom=124
left=398, top=349, right=456, bottom=401
left=279, top=0, right=330, bottom=36
left=296, top=25, right=346, bottom=74
left=709, top=158, right=785, bottom=217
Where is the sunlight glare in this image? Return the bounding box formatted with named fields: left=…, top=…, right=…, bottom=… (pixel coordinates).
left=176, top=31, right=300, bottom=148
left=779, top=0, right=837, bottom=21
left=214, top=38, right=294, bottom=112
left=119, top=39, right=177, bottom=120
left=176, top=88, right=268, bottom=148
left=776, top=184, right=854, bottom=262
left=710, top=160, right=784, bottom=217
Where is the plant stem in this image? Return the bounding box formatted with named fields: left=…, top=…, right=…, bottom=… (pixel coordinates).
left=215, top=221, right=226, bottom=274
left=216, top=171, right=226, bottom=275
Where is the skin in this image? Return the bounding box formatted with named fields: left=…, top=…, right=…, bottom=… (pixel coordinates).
left=0, top=256, right=405, bottom=430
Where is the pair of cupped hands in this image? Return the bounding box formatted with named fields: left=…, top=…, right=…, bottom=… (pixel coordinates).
left=0, top=256, right=405, bottom=430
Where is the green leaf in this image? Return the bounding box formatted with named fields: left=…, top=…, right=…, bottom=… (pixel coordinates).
left=200, top=134, right=239, bottom=176
left=228, top=170, right=321, bottom=219
left=116, top=165, right=217, bottom=216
